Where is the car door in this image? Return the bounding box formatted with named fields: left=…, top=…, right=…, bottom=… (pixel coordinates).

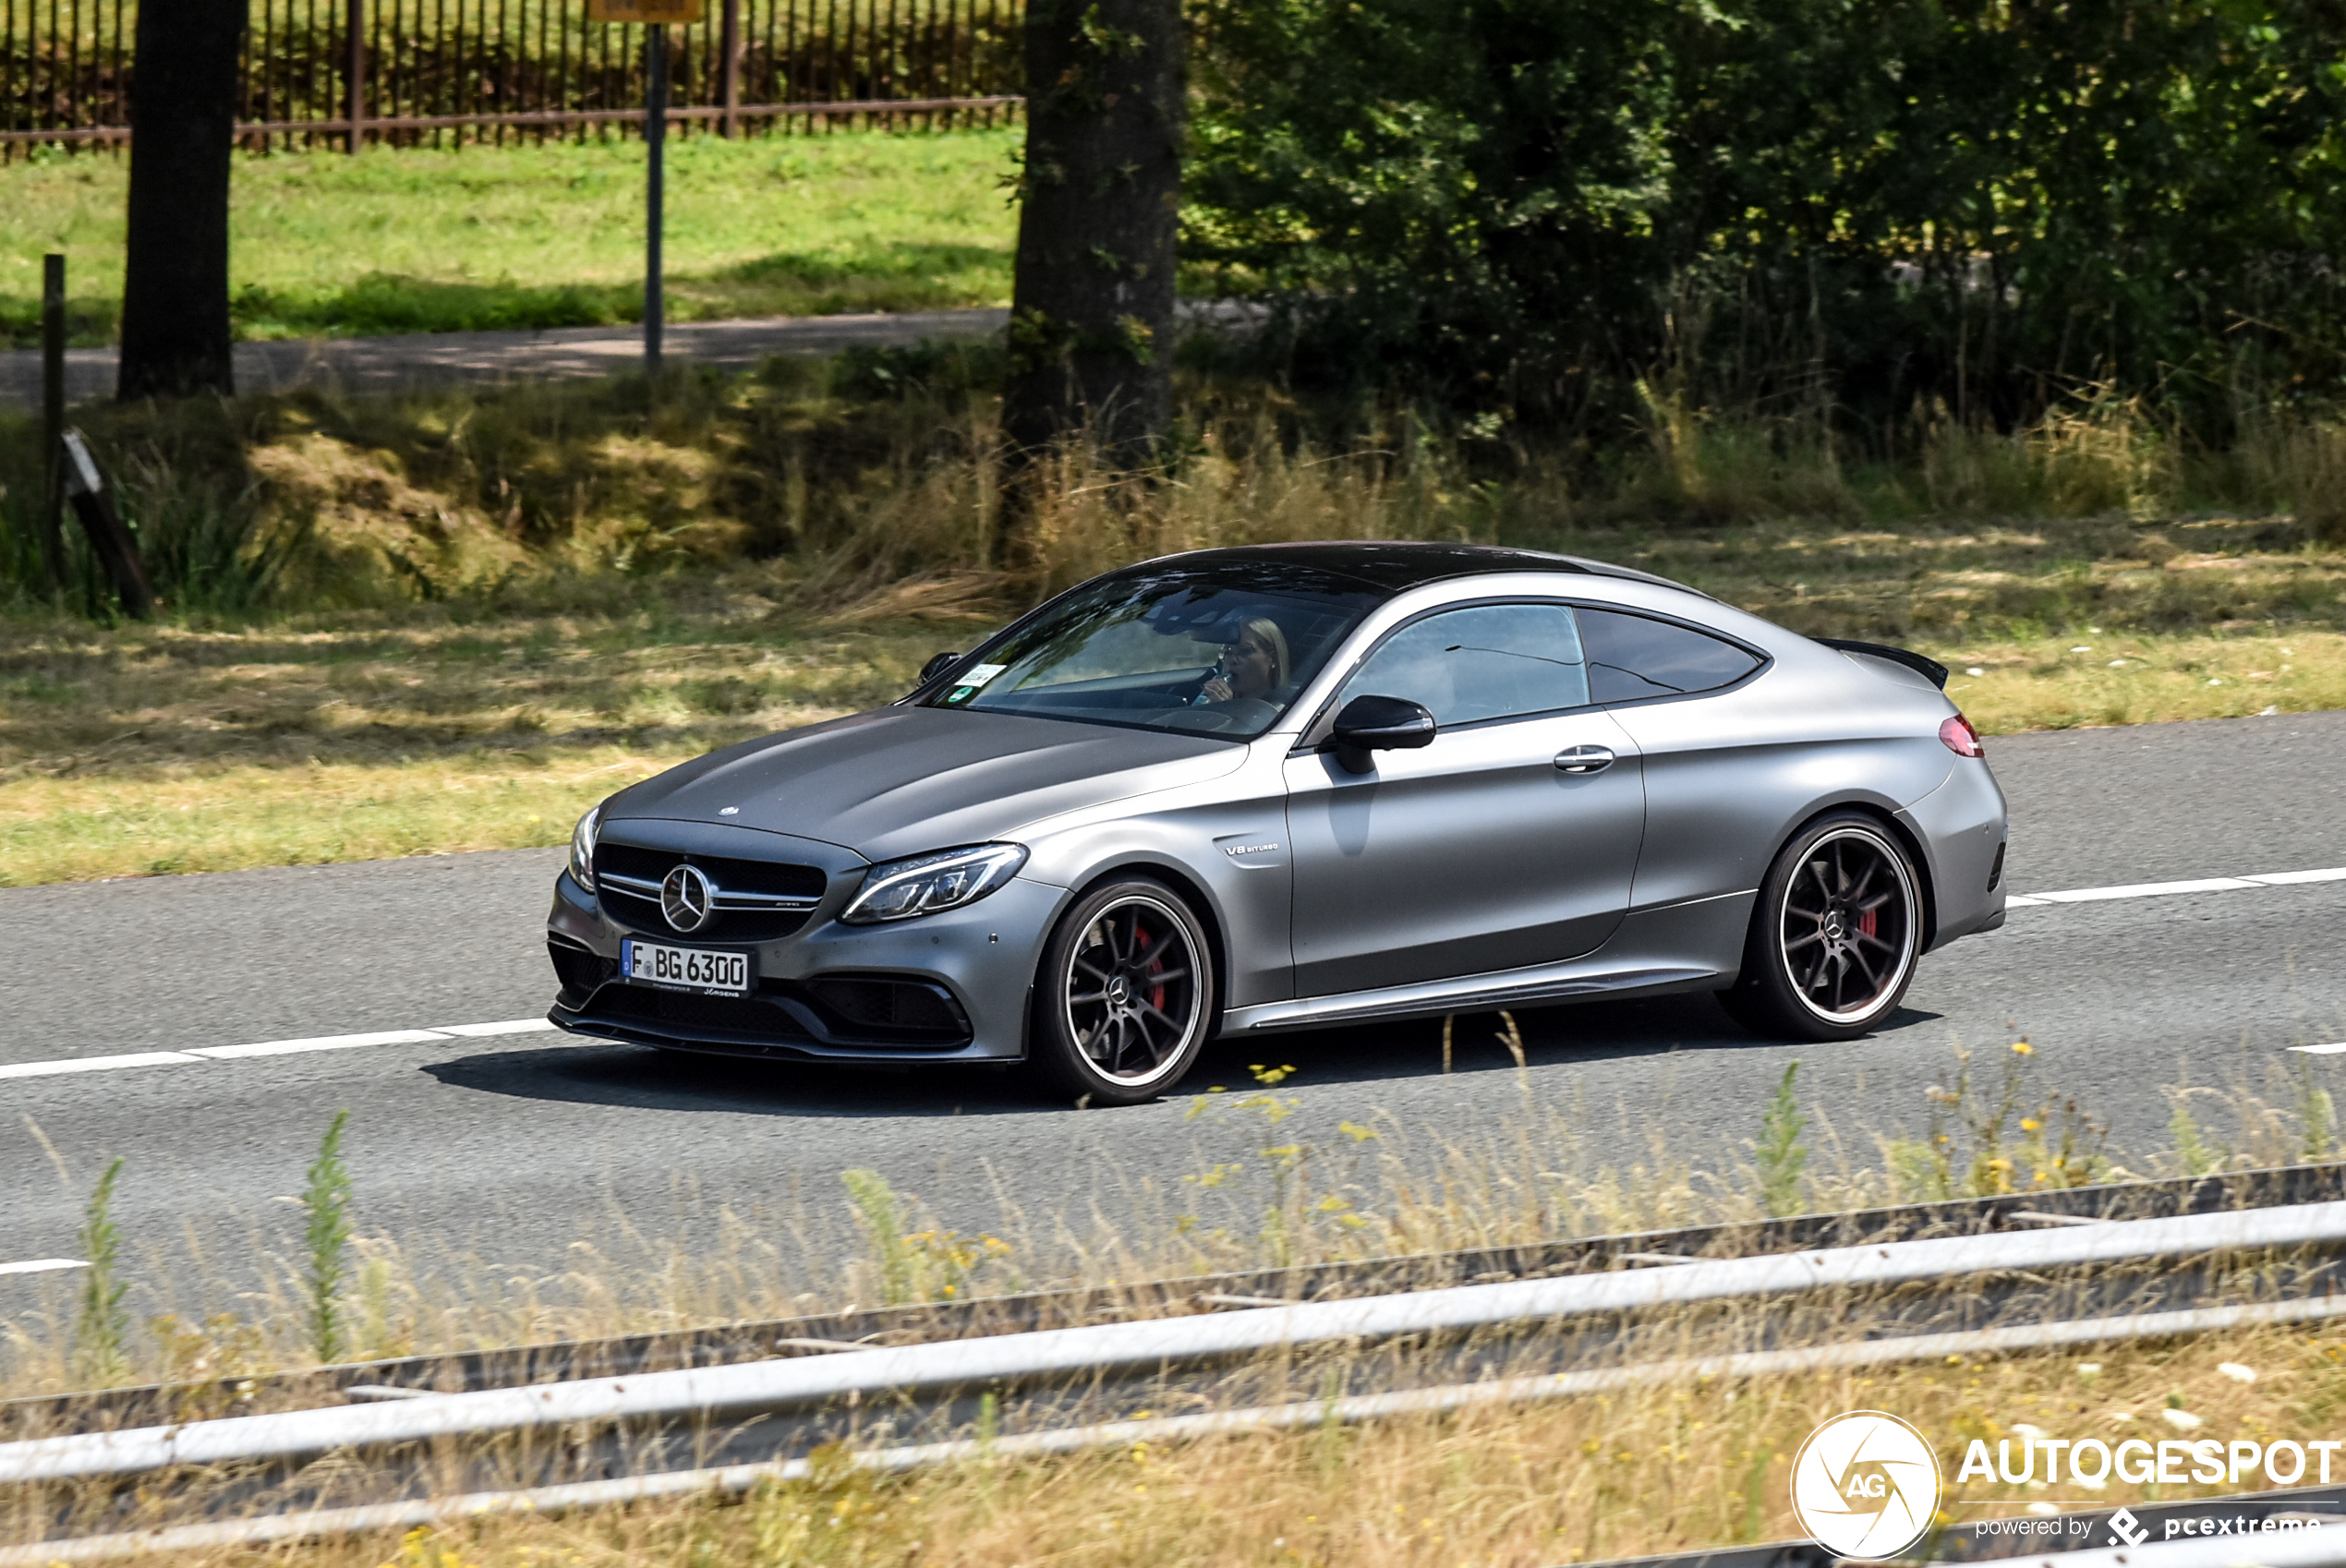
left=1282, top=601, right=1648, bottom=997
left=1575, top=605, right=1778, bottom=909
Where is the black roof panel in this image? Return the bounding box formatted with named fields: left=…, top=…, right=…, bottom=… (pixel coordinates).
left=1143, top=541, right=1707, bottom=599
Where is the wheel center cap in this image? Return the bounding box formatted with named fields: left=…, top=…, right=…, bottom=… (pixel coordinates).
left=1822, top=911, right=1845, bottom=939
left=1106, top=974, right=1131, bottom=1007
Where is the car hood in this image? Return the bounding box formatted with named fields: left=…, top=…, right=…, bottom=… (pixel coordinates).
left=604, top=706, right=1247, bottom=863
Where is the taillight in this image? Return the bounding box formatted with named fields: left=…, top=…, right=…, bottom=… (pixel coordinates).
left=1939, top=714, right=1984, bottom=757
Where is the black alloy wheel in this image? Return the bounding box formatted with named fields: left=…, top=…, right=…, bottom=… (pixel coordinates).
left=1720, top=814, right=1923, bottom=1042
left=1029, top=879, right=1215, bottom=1105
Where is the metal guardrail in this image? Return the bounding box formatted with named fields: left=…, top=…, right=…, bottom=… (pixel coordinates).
left=18, top=1160, right=2346, bottom=1441
left=8, top=1199, right=2346, bottom=1485
left=1590, top=1482, right=2346, bottom=1568
left=1969, top=1526, right=2346, bottom=1568
left=7, top=1193, right=2346, bottom=1560
left=9, top=1298, right=2346, bottom=1563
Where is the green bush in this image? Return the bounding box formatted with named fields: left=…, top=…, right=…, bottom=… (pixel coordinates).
left=1185, top=0, right=2346, bottom=440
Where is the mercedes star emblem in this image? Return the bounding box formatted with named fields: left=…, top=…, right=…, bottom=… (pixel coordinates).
left=660, top=863, right=716, bottom=933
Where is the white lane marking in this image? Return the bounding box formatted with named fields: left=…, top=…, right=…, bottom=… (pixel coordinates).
left=0, top=1019, right=554, bottom=1081
left=2029, top=876, right=2262, bottom=903
left=0, top=1259, right=90, bottom=1277
left=429, top=1019, right=558, bottom=1038
left=2011, top=866, right=2346, bottom=908
left=0, top=1051, right=204, bottom=1080
left=2290, top=1043, right=2346, bottom=1055
left=187, top=1029, right=453, bottom=1060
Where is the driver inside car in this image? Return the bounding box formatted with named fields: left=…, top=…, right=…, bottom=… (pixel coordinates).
left=1194, top=615, right=1290, bottom=723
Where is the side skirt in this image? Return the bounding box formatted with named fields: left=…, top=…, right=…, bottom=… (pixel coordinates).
left=1222, top=890, right=1753, bottom=1034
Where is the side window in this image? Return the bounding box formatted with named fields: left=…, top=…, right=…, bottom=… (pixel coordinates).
left=1337, top=603, right=1590, bottom=727
left=1576, top=608, right=1762, bottom=703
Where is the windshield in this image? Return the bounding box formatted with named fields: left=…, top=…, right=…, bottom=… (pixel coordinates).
left=926, top=562, right=1385, bottom=738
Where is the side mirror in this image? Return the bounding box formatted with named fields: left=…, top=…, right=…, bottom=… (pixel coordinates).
left=918, top=651, right=962, bottom=686
left=1327, top=694, right=1436, bottom=774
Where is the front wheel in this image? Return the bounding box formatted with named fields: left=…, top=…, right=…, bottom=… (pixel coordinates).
left=1027, top=879, right=1216, bottom=1106
left=1720, top=814, right=1924, bottom=1042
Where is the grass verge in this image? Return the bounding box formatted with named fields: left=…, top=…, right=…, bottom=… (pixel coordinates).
left=4, top=536, right=2341, bottom=886
left=0, top=357, right=2341, bottom=885
left=0, top=588, right=944, bottom=885
left=0, top=128, right=1021, bottom=346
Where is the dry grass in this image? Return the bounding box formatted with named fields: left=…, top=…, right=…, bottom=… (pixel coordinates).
left=303, top=1329, right=2346, bottom=1566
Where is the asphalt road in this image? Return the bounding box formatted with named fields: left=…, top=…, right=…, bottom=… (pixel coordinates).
left=4, top=709, right=2344, bottom=1324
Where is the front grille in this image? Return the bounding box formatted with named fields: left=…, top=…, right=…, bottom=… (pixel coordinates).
left=549, top=936, right=616, bottom=1008
left=595, top=842, right=829, bottom=941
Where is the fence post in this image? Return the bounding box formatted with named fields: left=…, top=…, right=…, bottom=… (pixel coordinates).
left=345, top=0, right=367, bottom=152
left=41, top=254, right=67, bottom=593
left=646, top=24, right=666, bottom=378
left=719, top=0, right=742, bottom=139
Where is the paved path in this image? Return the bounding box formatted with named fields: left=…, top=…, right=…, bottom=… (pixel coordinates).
left=0, top=302, right=1261, bottom=408
left=0, top=308, right=1010, bottom=409
left=4, top=710, right=2341, bottom=1313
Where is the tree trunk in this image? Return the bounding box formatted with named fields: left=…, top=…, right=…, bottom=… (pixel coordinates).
left=117, top=0, right=246, bottom=403
left=1000, top=0, right=1185, bottom=469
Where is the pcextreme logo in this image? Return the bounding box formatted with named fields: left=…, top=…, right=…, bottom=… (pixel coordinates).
left=1790, top=1411, right=1945, bottom=1561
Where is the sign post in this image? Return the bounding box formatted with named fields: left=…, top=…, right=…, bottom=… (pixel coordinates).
left=586, top=0, right=702, bottom=380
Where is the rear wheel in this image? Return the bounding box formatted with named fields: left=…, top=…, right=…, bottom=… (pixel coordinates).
left=1027, top=879, right=1215, bottom=1105
left=1720, top=814, right=1923, bottom=1041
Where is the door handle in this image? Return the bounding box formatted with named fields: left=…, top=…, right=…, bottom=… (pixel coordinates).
left=1554, top=745, right=1615, bottom=775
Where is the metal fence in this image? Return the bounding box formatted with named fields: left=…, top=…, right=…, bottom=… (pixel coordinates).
left=0, top=0, right=1024, bottom=160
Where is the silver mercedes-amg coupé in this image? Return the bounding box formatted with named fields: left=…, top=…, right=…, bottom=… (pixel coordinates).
left=547, top=542, right=2008, bottom=1104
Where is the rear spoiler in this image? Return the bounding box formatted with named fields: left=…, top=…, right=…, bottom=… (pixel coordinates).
left=1815, top=638, right=1949, bottom=690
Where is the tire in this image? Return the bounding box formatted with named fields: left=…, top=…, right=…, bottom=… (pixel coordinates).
left=1027, top=878, right=1216, bottom=1105
left=1719, top=813, right=1925, bottom=1042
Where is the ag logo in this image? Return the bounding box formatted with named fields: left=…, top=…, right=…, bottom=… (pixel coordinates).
left=1790, top=1411, right=1942, bottom=1561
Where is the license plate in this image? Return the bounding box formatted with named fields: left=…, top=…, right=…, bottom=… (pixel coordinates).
left=621, top=939, right=750, bottom=995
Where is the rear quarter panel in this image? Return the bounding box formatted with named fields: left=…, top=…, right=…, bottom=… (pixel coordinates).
left=1602, top=607, right=1957, bottom=921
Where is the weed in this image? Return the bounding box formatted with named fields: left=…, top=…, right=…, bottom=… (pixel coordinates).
left=2293, top=1056, right=2339, bottom=1162
left=302, top=1109, right=355, bottom=1364
left=1882, top=1041, right=2110, bottom=1200
left=2168, top=1091, right=2231, bottom=1179
left=70, top=1155, right=127, bottom=1386
left=841, top=1167, right=913, bottom=1307
left=1756, top=1061, right=1809, bottom=1218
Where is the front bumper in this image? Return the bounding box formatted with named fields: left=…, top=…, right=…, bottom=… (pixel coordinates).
left=546, top=868, right=1061, bottom=1064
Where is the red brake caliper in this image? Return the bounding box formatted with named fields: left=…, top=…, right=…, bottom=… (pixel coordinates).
left=1860, top=906, right=1879, bottom=939
left=1137, top=925, right=1167, bottom=1012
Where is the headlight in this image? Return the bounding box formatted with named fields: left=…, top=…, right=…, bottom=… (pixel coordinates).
left=841, top=843, right=1028, bottom=924
left=569, top=806, right=599, bottom=891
